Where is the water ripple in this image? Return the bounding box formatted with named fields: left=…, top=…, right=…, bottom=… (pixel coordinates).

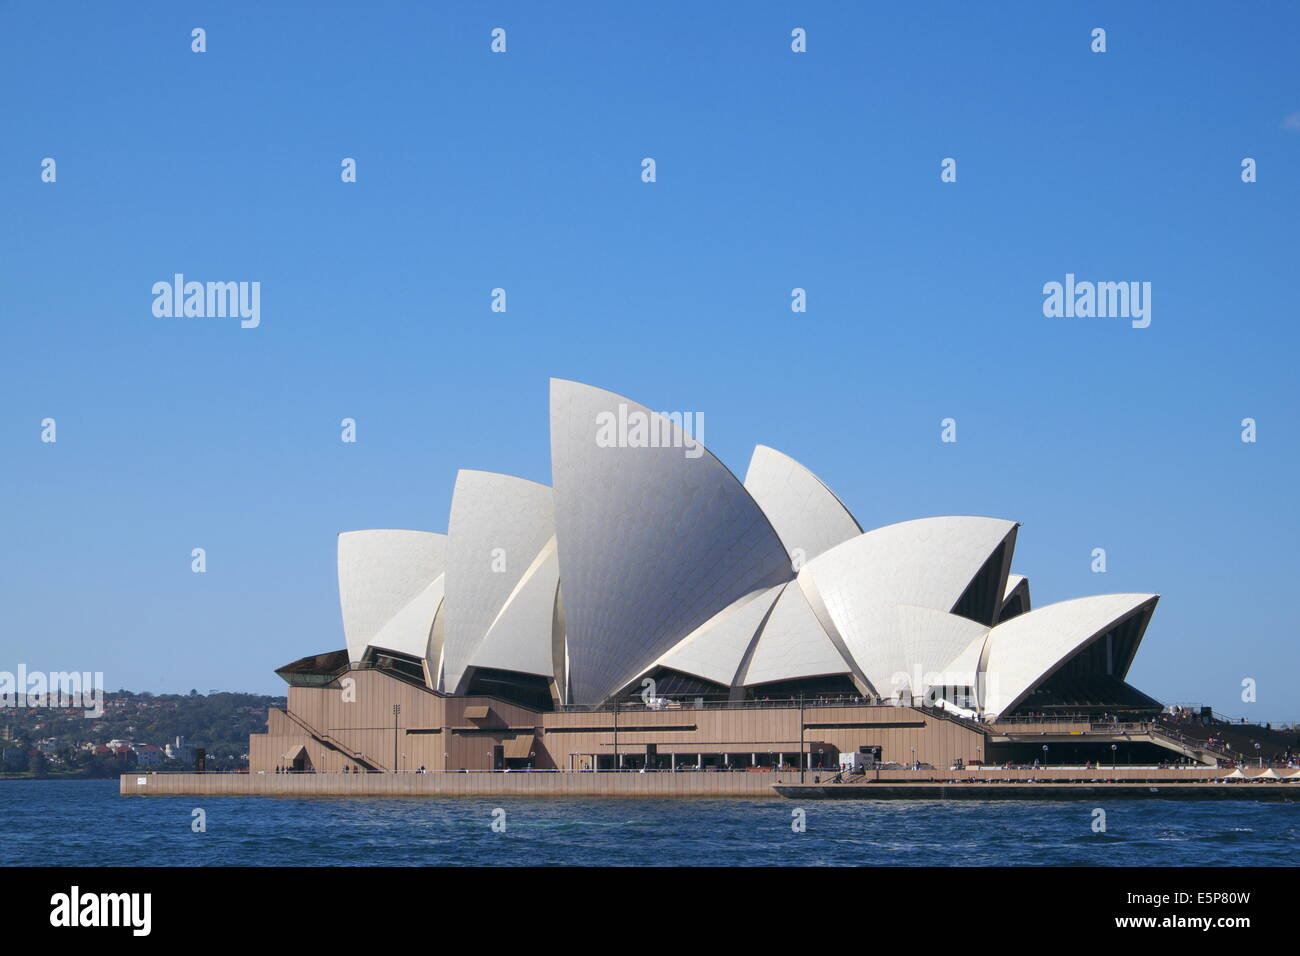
left=1, top=780, right=1295, bottom=866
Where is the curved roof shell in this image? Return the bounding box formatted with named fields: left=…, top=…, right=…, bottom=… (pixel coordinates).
left=337, top=530, right=447, bottom=663
left=795, top=516, right=1016, bottom=693
left=942, top=630, right=991, bottom=696
left=369, top=573, right=445, bottom=662
left=325, top=382, right=1164, bottom=718
left=832, top=603, right=991, bottom=700
left=442, top=470, right=555, bottom=693
left=997, top=573, right=1031, bottom=623
left=468, top=535, right=560, bottom=680
left=741, top=581, right=852, bottom=687
left=800, top=516, right=1018, bottom=623
left=549, top=379, right=793, bottom=704
left=980, top=593, right=1159, bottom=719
left=649, top=584, right=785, bottom=688
left=742, top=445, right=862, bottom=565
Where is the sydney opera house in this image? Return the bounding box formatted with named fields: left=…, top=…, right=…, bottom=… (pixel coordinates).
left=249, top=379, right=1194, bottom=775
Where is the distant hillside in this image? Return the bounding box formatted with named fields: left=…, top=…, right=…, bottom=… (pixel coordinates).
left=0, top=689, right=285, bottom=777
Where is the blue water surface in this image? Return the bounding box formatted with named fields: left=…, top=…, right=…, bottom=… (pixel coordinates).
left=1, top=780, right=1295, bottom=866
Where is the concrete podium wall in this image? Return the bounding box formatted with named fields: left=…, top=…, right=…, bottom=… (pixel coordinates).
left=121, top=770, right=789, bottom=798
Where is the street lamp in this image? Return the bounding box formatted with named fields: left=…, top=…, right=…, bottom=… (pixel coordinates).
left=1111, top=743, right=1117, bottom=770
left=1255, top=742, right=1262, bottom=768
left=1042, top=744, right=1048, bottom=768
left=392, top=704, right=400, bottom=772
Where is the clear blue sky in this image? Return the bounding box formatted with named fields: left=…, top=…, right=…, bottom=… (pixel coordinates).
left=2, top=3, right=1297, bottom=720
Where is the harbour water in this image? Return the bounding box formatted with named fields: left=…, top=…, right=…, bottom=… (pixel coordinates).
left=3, top=780, right=1296, bottom=866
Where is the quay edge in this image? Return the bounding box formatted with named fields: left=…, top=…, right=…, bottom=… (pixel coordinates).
left=773, top=781, right=1300, bottom=801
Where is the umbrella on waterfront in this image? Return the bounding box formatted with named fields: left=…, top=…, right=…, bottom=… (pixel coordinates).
left=1257, top=768, right=1282, bottom=780
left=1222, top=768, right=1247, bottom=781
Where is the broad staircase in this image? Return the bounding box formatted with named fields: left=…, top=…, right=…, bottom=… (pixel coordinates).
left=277, top=707, right=388, bottom=772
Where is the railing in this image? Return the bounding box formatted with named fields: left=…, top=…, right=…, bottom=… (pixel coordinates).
left=1173, top=708, right=1272, bottom=728
left=276, top=707, right=388, bottom=771
left=134, top=764, right=1259, bottom=778
left=256, top=767, right=811, bottom=775
left=563, top=694, right=991, bottom=715
left=991, top=718, right=1234, bottom=764
left=296, top=668, right=1299, bottom=748
left=1149, top=724, right=1236, bottom=760
left=995, top=714, right=1121, bottom=726
left=302, top=663, right=1065, bottom=725
left=131, top=770, right=255, bottom=775
left=320, top=660, right=428, bottom=693
left=317, top=667, right=920, bottom=714
left=915, top=701, right=989, bottom=734
left=557, top=695, right=885, bottom=714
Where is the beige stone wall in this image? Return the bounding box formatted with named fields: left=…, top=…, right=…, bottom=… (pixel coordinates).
left=120, top=765, right=1233, bottom=799
left=249, top=674, right=989, bottom=775
left=122, top=770, right=787, bottom=798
